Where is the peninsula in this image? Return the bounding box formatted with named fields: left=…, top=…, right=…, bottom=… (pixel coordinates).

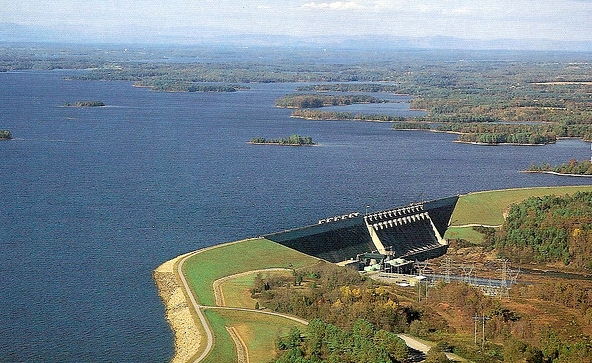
left=526, top=159, right=592, bottom=176
left=275, top=94, right=386, bottom=109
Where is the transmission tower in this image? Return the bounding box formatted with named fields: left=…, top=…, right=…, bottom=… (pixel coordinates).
left=460, top=263, right=475, bottom=285
left=497, top=259, right=510, bottom=299
left=440, top=257, right=453, bottom=283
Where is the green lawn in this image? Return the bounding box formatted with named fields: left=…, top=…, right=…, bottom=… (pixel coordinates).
left=445, top=185, right=592, bottom=243
left=201, top=310, right=238, bottom=363
left=201, top=309, right=306, bottom=363
left=450, top=185, right=592, bottom=226
left=444, top=226, right=486, bottom=243
left=183, top=238, right=319, bottom=306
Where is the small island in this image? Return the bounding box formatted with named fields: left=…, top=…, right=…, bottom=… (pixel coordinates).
left=0, top=129, right=12, bottom=140
left=526, top=159, right=592, bottom=176
left=275, top=94, right=386, bottom=109
left=63, top=101, right=106, bottom=107
left=249, top=134, right=316, bottom=146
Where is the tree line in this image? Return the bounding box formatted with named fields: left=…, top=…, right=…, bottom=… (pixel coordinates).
left=295, top=83, right=400, bottom=93
left=274, top=319, right=408, bottom=363
left=528, top=159, right=592, bottom=175
left=291, top=109, right=408, bottom=122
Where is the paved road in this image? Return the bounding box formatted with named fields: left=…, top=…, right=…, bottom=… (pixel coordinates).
left=175, top=242, right=308, bottom=362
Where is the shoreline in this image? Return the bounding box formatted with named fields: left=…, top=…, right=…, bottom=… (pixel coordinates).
left=153, top=253, right=202, bottom=363
left=522, top=170, right=592, bottom=177
left=153, top=239, right=250, bottom=363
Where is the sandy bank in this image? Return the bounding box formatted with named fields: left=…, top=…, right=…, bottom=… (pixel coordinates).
left=153, top=254, right=201, bottom=363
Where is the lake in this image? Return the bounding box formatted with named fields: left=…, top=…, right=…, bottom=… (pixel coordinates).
left=0, top=70, right=590, bottom=363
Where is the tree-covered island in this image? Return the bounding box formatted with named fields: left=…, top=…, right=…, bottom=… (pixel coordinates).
left=249, top=134, right=315, bottom=146
left=275, top=94, right=386, bottom=109
left=64, top=101, right=106, bottom=107
left=0, top=130, right=12, bottom=140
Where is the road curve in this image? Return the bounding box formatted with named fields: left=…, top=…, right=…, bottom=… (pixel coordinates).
left=174, top=240, right=308, bottom=363
left=177, top=250, right=214, bottom=363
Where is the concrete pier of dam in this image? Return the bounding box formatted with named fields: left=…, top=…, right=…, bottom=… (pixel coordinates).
left=265, top=196, right=459, bottom=263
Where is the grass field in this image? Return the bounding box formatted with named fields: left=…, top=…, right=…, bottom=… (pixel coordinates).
left=201, top=309, right=306, bottom=363
left=183, top=238, right=319, bottom=306
left=450, top=185, right=592, bottom=226
left=445, top=185, right=592, bottom=243
left=220, top=270, right=292, bottom=308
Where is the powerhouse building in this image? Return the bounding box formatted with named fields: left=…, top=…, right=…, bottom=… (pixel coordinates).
left=265, top=196, right=458, bottom=263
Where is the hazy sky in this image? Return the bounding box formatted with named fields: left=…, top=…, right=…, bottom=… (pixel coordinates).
left=1, top=0, right=591, bottom=44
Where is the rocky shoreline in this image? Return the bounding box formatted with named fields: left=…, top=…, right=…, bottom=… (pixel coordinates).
left=153, top=255, right=201, bottom=363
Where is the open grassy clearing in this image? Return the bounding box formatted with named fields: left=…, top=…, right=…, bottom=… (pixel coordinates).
left=450, top=185, right=592, bottom=226
left=221, top=270, right=293, bottom=308
left=445, top=185, right=592, bottom=244
left=443, top=226, right=486, bottom=243
left=202, top=309, right=306, bottom=363
left=183, top=238, right=319, bottom=306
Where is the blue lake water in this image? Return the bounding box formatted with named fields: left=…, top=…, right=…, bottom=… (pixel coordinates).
left=0, top=70, right=591, bottom=362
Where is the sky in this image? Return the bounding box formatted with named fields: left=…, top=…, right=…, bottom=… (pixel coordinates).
left=1, top=0, right=591, bottom=47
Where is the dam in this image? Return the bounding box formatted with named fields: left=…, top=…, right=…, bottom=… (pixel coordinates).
left=265, top=196, right=459, bottom=263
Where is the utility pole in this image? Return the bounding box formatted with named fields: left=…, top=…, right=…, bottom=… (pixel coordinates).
left=415, top=261, right=430, bottom=300
left=416, top=275, right=426, bottom=302
left=498, top=259, right=510, bottom=299
left=473, top=314, right=491, bottom=349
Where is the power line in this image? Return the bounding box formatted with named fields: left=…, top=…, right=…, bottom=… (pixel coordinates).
left=473, top=313, right=491, bottom=349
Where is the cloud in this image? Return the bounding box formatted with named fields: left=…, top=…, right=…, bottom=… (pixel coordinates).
left=302, top=1, right=365, bottom=10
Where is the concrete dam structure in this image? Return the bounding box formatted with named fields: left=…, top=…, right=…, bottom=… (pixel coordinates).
left=265, top=196, right=459, bottom=263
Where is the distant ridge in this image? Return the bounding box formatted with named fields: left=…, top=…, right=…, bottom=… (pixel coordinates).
left=1, top=22, right=591, bottom=52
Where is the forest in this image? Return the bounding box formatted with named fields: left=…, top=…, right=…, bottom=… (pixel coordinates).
left=494, top=192, right=592, bottom=270
left=253, top=258, right=592, bottom=363
left=273, top=319, right=408, bottom=363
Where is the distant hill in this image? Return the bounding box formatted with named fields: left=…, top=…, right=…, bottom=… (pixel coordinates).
left=1, top=22, right=591, bottom=52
